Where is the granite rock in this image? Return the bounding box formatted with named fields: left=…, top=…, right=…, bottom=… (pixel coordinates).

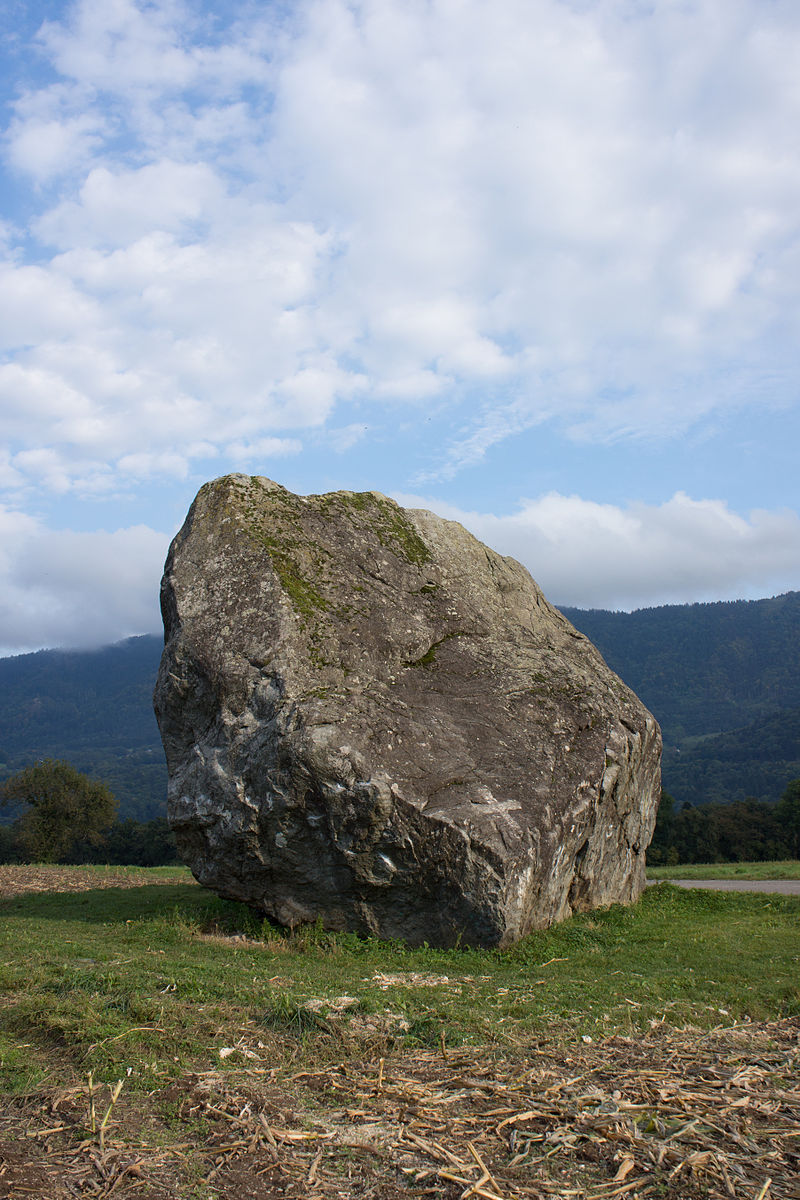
left=154, top=475, right=661, bottom=947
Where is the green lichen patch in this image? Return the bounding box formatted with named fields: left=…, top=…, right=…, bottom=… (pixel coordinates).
left=235, top=479, right=336, bottom=627
left=333, top=491, right=432, bottom=567
left=247, top=529, right=331, bottom=621
left=308, top=644, right=335, bottom=670
left=376, top=503, right=432, bottom=566
left=404, top=631, right=468, bottom=669
left=405, top=645, right=438, bottom=668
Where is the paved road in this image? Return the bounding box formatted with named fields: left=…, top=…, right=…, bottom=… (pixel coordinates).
left=650, top=878, right=800, bottom=895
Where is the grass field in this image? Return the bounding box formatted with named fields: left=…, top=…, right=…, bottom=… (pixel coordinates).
left=0, top=865, right=798, bottom=1198
left=647, top=859, right=800, bottom=880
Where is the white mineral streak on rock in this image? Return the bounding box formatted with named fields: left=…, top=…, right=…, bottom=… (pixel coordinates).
left=154, top=475, right=661, bottom=947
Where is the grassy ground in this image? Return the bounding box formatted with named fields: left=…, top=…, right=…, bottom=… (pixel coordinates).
left=647, top=859, right=800, bottom=880
left=0, top=866, right=798, bottom=1198
left=1, top=866, right=798, bottom=1093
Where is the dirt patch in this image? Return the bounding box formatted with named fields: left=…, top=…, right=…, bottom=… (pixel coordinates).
left=0, top=864, right=191, bottom=899
left=1, top=1017, right=798, bottom=1199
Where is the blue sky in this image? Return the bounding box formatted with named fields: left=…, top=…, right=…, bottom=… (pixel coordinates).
left=1, top=0, right=799, bottom=653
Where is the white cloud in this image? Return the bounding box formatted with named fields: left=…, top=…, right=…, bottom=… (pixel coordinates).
left=0, top=483, right=797, bottom=656
left=37, top=0, right=213, bottom=94
left=266, top=0, right=800, bottom=419
left=0, top=209, right=342, bottom=489
left=395, top=491, right=800, bottom=611
left=12, top=448, right=75, bottom=494
left=117, top=451, right=189, bottom=479
left=373, top=371, right=446, bottom=401
left=0, top=264, right=99, bottom=350
left=0, top=507, right=168, bottom=653
left=0, top=0, right=797, bottom=654
left=326, top=423, right=368, bottom=453
left=6, top=111, right=105, bottom=182
left=36, top=161, right=227, bottom=249
left=225, top=436, right=302, bottom=462
left=0, top=0, right=796, bottom=499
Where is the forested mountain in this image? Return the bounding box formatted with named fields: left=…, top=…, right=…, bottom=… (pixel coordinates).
left=662, top=707, right=800, bottom=809
left=562, top=591, right=800, bottom=805
left=1, top=591, right=799, bottom=817
left=560, top=591, right=800, bottom=744
left=0, top=636, right=165, bottom=820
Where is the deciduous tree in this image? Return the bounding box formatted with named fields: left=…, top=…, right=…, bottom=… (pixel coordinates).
left=1, top=760, right=116, bottom=863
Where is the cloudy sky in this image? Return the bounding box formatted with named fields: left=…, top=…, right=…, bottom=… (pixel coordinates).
left=1, top=0, right=799, bottom=654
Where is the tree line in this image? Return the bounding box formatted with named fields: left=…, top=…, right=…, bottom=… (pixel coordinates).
left=648, top=780, right=800, bottom=865
left=563, top=593, right=800, bottom=807
left=0, top=635, right=168, bottom=820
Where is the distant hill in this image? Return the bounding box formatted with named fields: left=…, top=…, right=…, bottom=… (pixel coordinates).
left=661, top=706, right=800, bottom=808
left=0, top=636, right=166, bottom=820
left=562, top=591, right=800, bottom=804
left=560, top=592, right=800, bottom=743
left=2, top=591, right=799, bottom=816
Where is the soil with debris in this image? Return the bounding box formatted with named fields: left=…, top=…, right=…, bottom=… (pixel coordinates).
left=0, top=864, right=191, bottom=899
left=1, top=1018, right=798, bottom=1199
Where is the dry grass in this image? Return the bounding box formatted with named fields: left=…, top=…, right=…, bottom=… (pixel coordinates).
left=0, top=863, right=190, bottom=899
left=1, top=1018, right=798, bottom=1198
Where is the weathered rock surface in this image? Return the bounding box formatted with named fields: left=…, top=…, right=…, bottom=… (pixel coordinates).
left=154, top=475, right=661, bottom=947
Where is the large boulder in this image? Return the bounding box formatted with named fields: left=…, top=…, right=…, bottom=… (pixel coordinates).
left=154, top=475, right=661, bottom=948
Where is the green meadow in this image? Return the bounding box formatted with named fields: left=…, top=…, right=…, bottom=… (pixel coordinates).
left=647, top=858, right=800, bottom=880
left=1, top=868, right=798, bottom=1095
